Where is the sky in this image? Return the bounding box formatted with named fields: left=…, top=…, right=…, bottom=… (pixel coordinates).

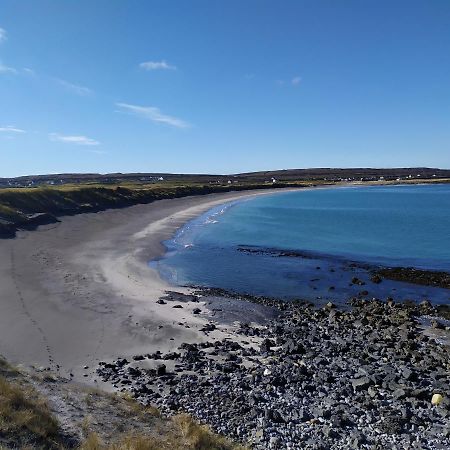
left=0, top=0, right=449, bottom=177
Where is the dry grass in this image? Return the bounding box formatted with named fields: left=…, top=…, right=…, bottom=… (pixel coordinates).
left=0, top=358, right=245, bottom=450
left=79, top=414, right=246, bottom=450
left=0, top=370, right=60, bottom=448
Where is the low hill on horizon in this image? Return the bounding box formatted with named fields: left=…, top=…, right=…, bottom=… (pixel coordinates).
left=2, top=167, right=450, bottom=188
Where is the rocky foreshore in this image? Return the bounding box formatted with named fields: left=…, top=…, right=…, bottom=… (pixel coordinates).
left=97, top=293, right=450, bottom=449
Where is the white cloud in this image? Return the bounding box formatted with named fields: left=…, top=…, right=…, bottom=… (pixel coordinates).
left=56, top=78, right=93, bottom=96
left=0, top=125, right=25, bottom=133
left=139, top=60, right=177, bottom=71
left=292, top=76, right=302, bottom=86
left=0, top=27, right=7, bottom=44
left=49, top=133, right=100, bottom=146
left=116, top=102, right=189, bottom=129
left=0, top=61, right=17, bottom=74
left=23, top=67, right=36, bottom=75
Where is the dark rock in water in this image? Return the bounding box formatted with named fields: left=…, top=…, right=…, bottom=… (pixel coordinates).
left=192, top=308, right=201, bottom=314
left=371, top=274, right=382, bottom=284
left=156, top=299, right=166, bottom=305
left=172, top=304, right=183, bottom=309
left=351, top=277, right=365, bottom=285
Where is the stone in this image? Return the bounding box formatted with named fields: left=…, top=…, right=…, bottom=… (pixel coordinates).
left=431, top=319, right=444, bottom=329
left=351, top=376, right=372, bottom=391
left=371, top=274, right=382, bottom=284
left=156, top=364, right=167, bottom=376
left=431, top=393, right=443, bottom=406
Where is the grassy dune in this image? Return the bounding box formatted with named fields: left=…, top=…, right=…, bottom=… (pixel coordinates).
left=0, top=357, right=245, bottom=450
left=0, top=181, right=307, bottom=237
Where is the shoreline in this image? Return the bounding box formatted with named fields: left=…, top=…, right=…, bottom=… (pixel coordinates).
left=1, top=182, right=449, bottom=384
left=0, top=188, right=293, bottom=384
left=1, top=183, right=449, bottom=448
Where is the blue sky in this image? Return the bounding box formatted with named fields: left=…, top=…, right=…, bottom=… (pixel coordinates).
left=1, top=0, right=449, bottom=177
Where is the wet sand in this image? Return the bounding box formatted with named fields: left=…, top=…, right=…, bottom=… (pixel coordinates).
left=0, top=189, right=282, bottom=383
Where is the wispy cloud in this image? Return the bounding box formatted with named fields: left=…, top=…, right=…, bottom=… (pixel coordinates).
left=56, top=78, right=93, bottom=96
left=49, top=133, right=100, bottom=146
left=0, top=125, right=26, bottom=133
left=23, top=67, right=36, bottom=76
left=139, top=60, right=177, bottom=71
left=116, top=102, right=189, bottom=129
left=291, top=76, right=302, bottom=86
left=0, top=61, right=17, bottom=74
left=0, top=27, right=7, bottom=44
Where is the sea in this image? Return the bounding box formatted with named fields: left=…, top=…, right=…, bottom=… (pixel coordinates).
left=153, top=184, right=450, bottom=305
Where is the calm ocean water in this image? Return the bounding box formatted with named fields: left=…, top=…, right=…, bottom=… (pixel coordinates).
left=154, top=184, right=450, bottom=304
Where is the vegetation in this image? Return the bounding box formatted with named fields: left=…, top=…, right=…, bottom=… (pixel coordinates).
left=79, top=415, right=244, bottom=450
left=0, top=181, right=306, bottom=237
left=0, top=359, right=61, bottom=449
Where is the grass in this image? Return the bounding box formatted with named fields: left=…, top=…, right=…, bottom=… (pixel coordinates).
left=0, top=181, right=305, bottom=236
left=0, top=358, right=245, bottom=450
left=0, top=359, right=61, bottom=449
left=79, top=414, right=245, bottom=450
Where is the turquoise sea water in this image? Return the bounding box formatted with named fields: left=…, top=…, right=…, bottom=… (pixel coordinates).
left=154, top=184, right=450, bottom=304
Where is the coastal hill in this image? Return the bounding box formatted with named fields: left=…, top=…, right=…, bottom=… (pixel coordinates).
left=1, top=167, right=449, bottom=238
left=1, top=167, right=450, bottom=188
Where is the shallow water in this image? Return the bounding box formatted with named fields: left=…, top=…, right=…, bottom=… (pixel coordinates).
left=153, top=184, right=450, bottom=305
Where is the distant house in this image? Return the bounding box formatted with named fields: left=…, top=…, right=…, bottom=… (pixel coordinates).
left=271, top=177, right=277, bottom=183
left=227, top=180, right=232, bottom=184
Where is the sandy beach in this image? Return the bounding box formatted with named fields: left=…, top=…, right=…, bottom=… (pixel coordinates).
left=0, top=189, right=280, bottom=383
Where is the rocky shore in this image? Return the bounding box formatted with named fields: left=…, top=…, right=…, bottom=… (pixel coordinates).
left=97, top=292, right=450, bottom=449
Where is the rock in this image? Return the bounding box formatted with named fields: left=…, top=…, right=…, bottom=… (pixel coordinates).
left=156, top=364, right=167, bottom=376
left=192, top=308, right=201, bottom=314
left=431, top=393, right=443, bottom=405
left=116, top=358, right=128, bottom=367
left=393, top=388, right=407, bottom=399
left=431, top=319, right=445, bottom=329
left=172, top=304, right=183, bottom=309
left=269, top=436, right=280, bottom=449
left=156, top=299, right=166, bottom=305
left=282, top=338, right=305, bottom=355
left=370, top=274, right=382, bottom=284
left=351, top=376, right=372, bottom=391
left=200, top=323, right=216, bottom=332
left=351, top=277, right=365, bottom=285
left=260, top=338, right=274, bottom=353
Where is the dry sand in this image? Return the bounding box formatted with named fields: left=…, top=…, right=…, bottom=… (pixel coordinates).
left=0, top=189, right=281, bottom=383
